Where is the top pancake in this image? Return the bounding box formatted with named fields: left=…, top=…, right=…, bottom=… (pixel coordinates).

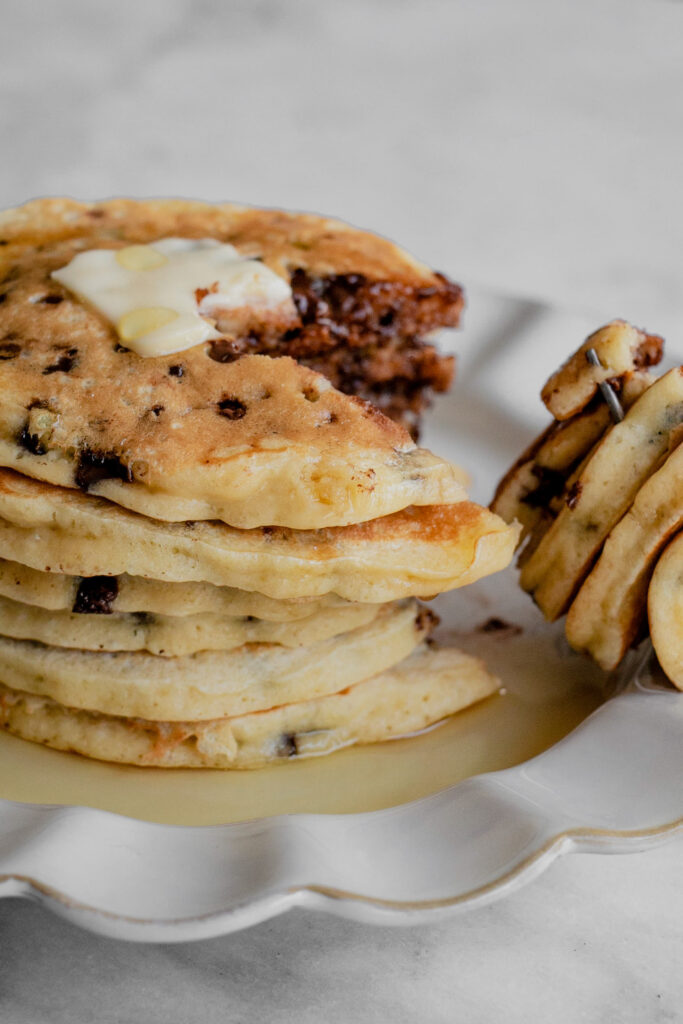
left=0, top=198, right=464, bottom=529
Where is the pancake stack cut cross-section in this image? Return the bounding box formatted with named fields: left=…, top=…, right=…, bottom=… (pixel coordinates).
left=493, top=318, right=683, bottom=691
left=0, top=198, right=518, bottom=768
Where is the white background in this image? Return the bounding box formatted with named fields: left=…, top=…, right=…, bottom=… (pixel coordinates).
left=1, top=1, right=682, bottom=1020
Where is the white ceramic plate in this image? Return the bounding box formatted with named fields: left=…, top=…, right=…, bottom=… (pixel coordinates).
left=1, top=288, right=681, bottom=942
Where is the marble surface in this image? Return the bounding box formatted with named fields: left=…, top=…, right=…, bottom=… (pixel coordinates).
left=1, top=0, right=682, bottom=1019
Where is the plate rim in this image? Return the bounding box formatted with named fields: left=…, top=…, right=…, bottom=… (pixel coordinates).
left=1, top=687, right=681, bottom=942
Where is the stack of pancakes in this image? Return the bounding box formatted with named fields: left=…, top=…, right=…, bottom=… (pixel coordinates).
left=493, top=319, right=683, bottom=691
left=0, top=199, right=517, bottom=768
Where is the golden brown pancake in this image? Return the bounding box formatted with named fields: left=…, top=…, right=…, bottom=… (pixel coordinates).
left=566, top=442, right=683, bottom=670
left=0, top=469, right=519, bottom=603
left=0, top=645, right=498, bottom=769
left=0, top=198, right=465, bottom=527
left=0, top=593, right=382, bottom=657
left=0, top=601, right=428, bottom=720
left=520, top=368, right=683, bottom=620
left=0, top=557, right=350, bottom=618
left=491, top=373, right=652, bottom=544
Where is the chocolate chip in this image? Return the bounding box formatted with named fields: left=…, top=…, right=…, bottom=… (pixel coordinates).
left=40, top=294, right=64, bottom=305
left=168, top=364, right=184, bottom=377
left=43, top=351, right=78, bottom=374
left=132, top=611, right=154, bottom=625
left=0, top=342, right=20, bottom=360
left=207, top=338, right=245, bottom=363
left=217, top=396, right=247, bottom=420
left=415, top=607, right=439, bottom=634
left=72, top=576, right=119, bottom=614
left=290, top=268, right=331, bottom=325
left=521, top=466, right=566, bottom=509
left=150, top=405, right=164, bottom=417
left=0, top=293, right=7, bottom=304
left=289, top=267, right=462, bottom=341
left=275, top=733, right=299, bottom=758
left=478, top=617, right=523, bottom=636
left=18, top=426, right=47, bottom=456
left=75, top=448, right=133, bottom=491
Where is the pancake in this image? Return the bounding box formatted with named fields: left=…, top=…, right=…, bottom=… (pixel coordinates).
left=0, top=198, right=465, bottom=527
left=0, top=198, right=463, bottom=340
left=0, top=645, right=497, bottom=769
left=0, top=557, right=349, bottom=618
left=491, top=373, right=652, bottom=543
left=0, top=593, right=381, bottom=656
left=0, top=470, right=519, bottom=603
left=647, top=532, right=683, bottom=691
left=0, top=355, right=465, bottom=530
left=0, top=600, right=429, bottom=720
left=540, top=320, right=663, bottom=421
left=520, top=367, right=683, bottom=620
left=565, top=442, right=683, bottom=670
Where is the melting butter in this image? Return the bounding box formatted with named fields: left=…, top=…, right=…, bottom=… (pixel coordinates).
left=51, top=238, right=294, bottom=358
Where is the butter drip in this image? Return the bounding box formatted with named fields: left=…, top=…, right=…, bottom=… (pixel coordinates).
left=51, top=238, right=294, bottom=358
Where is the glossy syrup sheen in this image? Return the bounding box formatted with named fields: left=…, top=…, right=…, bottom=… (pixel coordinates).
left=0, top=572, right=606, bottom=826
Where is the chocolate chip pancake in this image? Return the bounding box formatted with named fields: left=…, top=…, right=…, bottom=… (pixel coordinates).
left=0, top=557, right=350, bottom=618
left=0, top=600, right=428, bottom=720
left=0, top=645, right=498, bottom=769
left=0, top=198, right=464, bottom=528
left=494, top=319, right=683, bottom=688
left=566, top=441, right=683, bottom=670
left=520, top=367, right=683, bottom=620
left=0, top=469, right=518, bottom=603
left=0, top=593, right=382, bottom=657
left=491, top=372, right=652, bottom=546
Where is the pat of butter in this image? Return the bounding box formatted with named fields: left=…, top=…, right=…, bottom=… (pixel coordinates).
left=51, top=238, right=294, bottom=358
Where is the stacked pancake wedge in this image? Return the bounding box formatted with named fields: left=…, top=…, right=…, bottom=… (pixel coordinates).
left=492, top=319, right=683, bottom=691
left=0, top=199, right=517, bottom=768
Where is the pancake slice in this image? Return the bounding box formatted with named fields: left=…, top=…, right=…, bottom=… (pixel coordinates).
left=491, top=373, right=652, bottom=544
left=541, top=320, right=663, bottom=421
left=566, top=442, right=683, bottom=670
left=0, top=593, right=381, bottom=656
left=520, top=367, right=683, bottom=620
left=0, top=356, right=466, bottom=530
left=0, top=470, right=518, bottom=603
left=0, top=645, right=498, bottom=769
left=0, top=600, right=430, bottom=721
left=647, top=532, right=683, bottom=691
